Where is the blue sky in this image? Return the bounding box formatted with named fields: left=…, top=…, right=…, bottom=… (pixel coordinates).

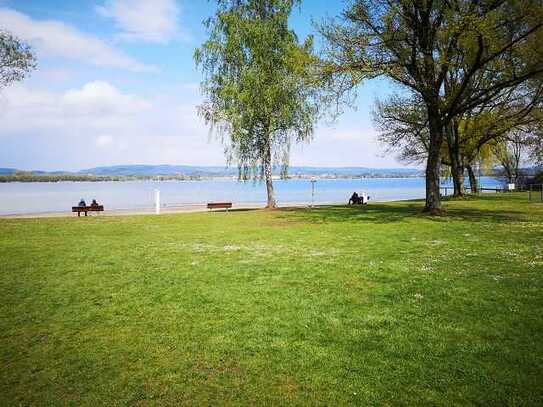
left=0, top=0, right=401, bottom=171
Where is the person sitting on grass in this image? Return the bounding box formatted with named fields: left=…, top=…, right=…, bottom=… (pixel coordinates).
left=78, top=198, right=86, bottom=207
left=348, top=192, right=360, bottom=205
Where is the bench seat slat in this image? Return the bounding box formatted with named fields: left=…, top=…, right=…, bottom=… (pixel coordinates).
left=72, top=206, right=104, bottom=217
left=72, top=206, right=104, bottom=211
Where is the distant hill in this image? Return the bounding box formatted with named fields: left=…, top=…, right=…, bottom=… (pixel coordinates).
left=288, top=166, right=420, bottom=176
left=79, top=165, right=238, bottom=177
left=0, top=168, right=17, bottom=175
left=79, top=164, right=423, bottom=177
left=1, top=164, right=426, bottom=180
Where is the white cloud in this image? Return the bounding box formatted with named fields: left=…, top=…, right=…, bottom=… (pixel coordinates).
left=63, top=81, right=151, bottom=116
left=290, top=125, right=390, bottom=167
left=0, top=81, right=227, bottom=169
left=96, top=0, right=182, bottom=43
left=0, top=81, right=402, bottom=170
left=96, top=134, right=114, bottom=148
left=0, top=81, right=152, bottom=132
left=0, top=8, right=156, bottom=72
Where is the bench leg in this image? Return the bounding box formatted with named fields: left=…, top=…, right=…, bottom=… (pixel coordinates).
left=78, top=212, right=80, bottom=217
left=85, top=211, right=88, bottom=216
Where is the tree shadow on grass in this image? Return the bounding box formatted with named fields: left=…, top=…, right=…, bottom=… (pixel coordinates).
left=276, top=200, right=529, bottom=225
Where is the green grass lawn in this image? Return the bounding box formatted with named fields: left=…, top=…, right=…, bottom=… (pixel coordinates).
left=1, top=193, right=542, bottom=406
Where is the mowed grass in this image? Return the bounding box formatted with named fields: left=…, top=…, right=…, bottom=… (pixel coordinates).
left=1, top=193, right=542, bottom=406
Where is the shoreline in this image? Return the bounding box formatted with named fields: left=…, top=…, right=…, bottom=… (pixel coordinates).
left=0, top=197, right=429, bottom=219
left=0, top=201, right=322, bottom=219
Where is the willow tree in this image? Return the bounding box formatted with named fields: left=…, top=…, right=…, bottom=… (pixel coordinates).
left=320, top=0, right=543, bottom=213
left=194, top=0, right=318, bottom=208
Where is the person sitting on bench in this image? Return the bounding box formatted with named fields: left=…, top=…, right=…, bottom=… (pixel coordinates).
left=90, top=199, right=99, bottom=208
left=78, top=198, right=86, bottom=207
left=348, top=192, right=360, bottom=205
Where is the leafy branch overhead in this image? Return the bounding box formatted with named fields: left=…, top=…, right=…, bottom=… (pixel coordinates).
left=0, top=30, right=36, bottom=88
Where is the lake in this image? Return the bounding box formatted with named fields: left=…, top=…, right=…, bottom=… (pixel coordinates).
left=0, top=177, right=502, bottom=215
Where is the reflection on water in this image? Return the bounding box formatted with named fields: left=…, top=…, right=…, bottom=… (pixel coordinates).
left=0, top=177, right=501, bottom=215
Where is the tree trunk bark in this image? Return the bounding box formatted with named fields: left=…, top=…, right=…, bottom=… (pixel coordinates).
left=449, top=151, right=465, bottom=197
left=424, top=111, right=444, bottom=214
left=263, top=140, right=276, bottom=208
left=466, top=164, right=478, bottom=193
left=451, top=164, right=464, bottom=197
left=446, top=122, right=464, bottom=197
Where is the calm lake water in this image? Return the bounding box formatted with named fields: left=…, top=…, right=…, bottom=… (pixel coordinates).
left=0, top=177, right=502, bottom=215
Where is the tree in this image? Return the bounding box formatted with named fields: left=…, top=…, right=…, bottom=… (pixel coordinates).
left=524, top=111, right=543, bottom=166
left=375, top=75, right=542, bottom=196
left=454, top=77, right=543, bottom=188
left=319, top=0, right=543, bottom=213
left=0, top=30, right=36, bottom=88
left=528, top=134, right=543, bottom=167
left=374, top=93, right=480, bottom=195
left=492, top=130, right=527, bottom=184
left=195, top=0, right=318, bottom=208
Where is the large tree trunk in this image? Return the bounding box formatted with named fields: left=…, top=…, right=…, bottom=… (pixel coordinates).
left=466, top=164, right=478, bottom=193
left=446, top=122, right=464, bottom=197
left=451, top=164, right=464, bottom=197
left=263, top=140, right=276, bottom=208
left=424, top=111, right=444, bottom=214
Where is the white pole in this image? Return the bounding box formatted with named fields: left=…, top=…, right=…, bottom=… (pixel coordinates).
left=155, top=189, right=160, bottom=215
left=311, top=178, right=316, bottom=208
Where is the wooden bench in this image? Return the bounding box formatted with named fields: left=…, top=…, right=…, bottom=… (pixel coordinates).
left=207, top=202, right=232, bottom=211
left=72, top=205, right=104, bottom=217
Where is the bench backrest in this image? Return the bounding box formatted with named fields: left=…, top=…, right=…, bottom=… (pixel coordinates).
left=207, top=202, right=232, bottom=209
